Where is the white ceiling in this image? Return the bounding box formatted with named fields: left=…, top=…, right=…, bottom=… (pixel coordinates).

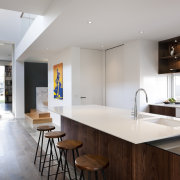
left=8, top=0, right=180, bottom=61
left=0, top=0, right=54, bottom=15
left=0, top=9, right=33, bottom=60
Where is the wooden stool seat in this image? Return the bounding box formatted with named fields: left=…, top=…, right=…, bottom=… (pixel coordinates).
left=75, top=154, right=109, bottom=172
left=57, top=139, right=83, bottom=150
left=45, top=131, right=65, bottom=138
left=37, top=125, right=55, bottom=131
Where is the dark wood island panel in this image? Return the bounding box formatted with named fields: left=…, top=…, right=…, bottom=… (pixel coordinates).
left=61, top=116, right=180, bottom=180
left=149, top=105, right=176, bottom=117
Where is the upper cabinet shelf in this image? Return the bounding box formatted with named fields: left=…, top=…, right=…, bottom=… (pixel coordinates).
left=160, top=53, right=180, bottom=60
left=159, top=36, right=180, bottom=74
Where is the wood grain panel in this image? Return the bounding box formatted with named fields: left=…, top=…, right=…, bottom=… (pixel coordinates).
left=132, top=144, right=169, bottom=180
left=61, top=116, right=132, bottom=180
left=169, top=153, right=180, bottom=179
left=149, top=105, right=175, bottom=117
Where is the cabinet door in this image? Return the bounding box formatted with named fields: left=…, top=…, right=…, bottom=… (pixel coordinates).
left=149, top=105, right=175, bottom=117
left=164, top=107, right=175, bottom=116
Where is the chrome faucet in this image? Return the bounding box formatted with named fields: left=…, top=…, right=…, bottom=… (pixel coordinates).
left=134, top=88, right=148, bottom=120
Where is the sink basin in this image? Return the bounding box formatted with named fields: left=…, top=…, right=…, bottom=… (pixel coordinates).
left=145, top=118, right=180, bottom=127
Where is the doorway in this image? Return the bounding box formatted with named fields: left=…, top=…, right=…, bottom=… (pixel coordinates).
left=0, top=66, right=5, bottom=104
left=0, top=65, right=12, bottom=114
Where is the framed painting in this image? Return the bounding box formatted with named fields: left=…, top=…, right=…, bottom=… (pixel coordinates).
left=53, top=63, right=63, bottom=99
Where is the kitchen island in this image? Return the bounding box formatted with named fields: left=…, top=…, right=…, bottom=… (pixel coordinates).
left=50, top=105, right=180, bottom=180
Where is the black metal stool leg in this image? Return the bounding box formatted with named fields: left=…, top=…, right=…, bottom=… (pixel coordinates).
left=80, top=170, right=85, bottom=180
left=58, top=137, right=64, bottom=171
left=59, top=149, right=64, bottom=171
left=52, top=138, right=59, bottom=161
left=34, top=131, right=41, bottom=164
left=101, top=169, right=106, bottom=180
left=72, top=150, right=78, bottom=180
left=95, top=171, right=98, bottom=180
left=88, top=172, right=91, bottom=180
left=48, top=138, right=53, bottom=180
left=41, top=138, right=50, bottom=176
left=55, top=150, right=62, bottom=180
left=39, top=131, right=44, bottom=171
left=63, top=150, right=71, bottom=180
left=76, top=148, right=79, bottom=157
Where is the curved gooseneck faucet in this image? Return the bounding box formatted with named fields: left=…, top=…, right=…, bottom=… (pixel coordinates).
left=134, top=88, right=148, bottom=120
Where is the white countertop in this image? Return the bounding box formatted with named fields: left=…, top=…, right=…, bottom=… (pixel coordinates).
left=150, top=103, right=180, bottom=108
left=49, top=105, right=180, bottom=144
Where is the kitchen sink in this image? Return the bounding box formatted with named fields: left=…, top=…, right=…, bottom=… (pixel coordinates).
left=144, top=118, right=180, bottom=127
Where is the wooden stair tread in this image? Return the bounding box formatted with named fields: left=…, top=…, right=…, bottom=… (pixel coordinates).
left=26, top=109, right=52, bottom=124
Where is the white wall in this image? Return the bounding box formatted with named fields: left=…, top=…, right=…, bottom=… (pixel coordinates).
left=72, top=47, right=81, bottom=105
left=139, top=40, right=168, bottom=111
left=12, top=48, right=24, bottom=118
left=80, top=49, right=105, bottom=105
left=48, top=47, right=105, bottom=107
left=48, top=47, right=78, bottom=107
left=106, top=41, right=140, bottom=110
left=105, top=39, right=168, bottom=112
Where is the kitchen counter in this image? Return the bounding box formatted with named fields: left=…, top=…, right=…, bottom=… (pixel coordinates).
left=50, top=105, right=180, bottom=180
left=49, top=105, right=180, bottom=144
left=150, top=103, right=180, bottom=108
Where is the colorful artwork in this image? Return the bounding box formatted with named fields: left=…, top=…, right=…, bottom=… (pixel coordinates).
left=54, top=63, right=63, bottom=99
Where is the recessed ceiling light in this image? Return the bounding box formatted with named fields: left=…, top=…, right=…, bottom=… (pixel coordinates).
left=88, top=21, right=92, bottom=24
left=139, top=30, right=144, bottom=34
left=46, top=48, right=48, bottom=50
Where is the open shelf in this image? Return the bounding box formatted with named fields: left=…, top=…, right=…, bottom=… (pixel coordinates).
left=159, top=36, right=180, bottom=74
left=160, top=53, right=180, bottom=60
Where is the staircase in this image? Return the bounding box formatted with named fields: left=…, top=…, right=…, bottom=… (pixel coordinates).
left=26, top=109, right=52, bottom=124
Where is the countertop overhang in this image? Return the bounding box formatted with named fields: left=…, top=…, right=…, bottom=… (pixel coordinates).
left=49, top=105, right=180, bottom=144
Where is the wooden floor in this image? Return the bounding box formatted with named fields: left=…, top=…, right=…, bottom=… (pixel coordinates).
left=0, top=119, right=65, bottom=180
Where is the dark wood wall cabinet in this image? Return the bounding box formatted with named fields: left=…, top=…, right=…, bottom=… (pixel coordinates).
left=61, top=116, right=180, bottom=180
left=149, top=105, right=176, bottom=117
left=159, top=36, right=180, bottom=74
left=24, top=62, right=48, bottom=113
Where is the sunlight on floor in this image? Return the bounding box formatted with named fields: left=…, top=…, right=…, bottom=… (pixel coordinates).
left=0, top=103, right=13, bottom=120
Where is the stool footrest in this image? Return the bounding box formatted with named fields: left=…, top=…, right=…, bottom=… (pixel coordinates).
left=36, top=153, right=52, bottom=157
left=43, top=158, right=58, bottom=163
left=43, top=163, right=59, bottom=168
left=43, top=171, right=67, bottom=177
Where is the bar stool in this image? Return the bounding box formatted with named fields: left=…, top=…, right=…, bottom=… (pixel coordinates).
left=75, top=154, right=109, bottom=180
left=41, top=131, right=65, bottom=180
left=34, top=125, right=55, bottom=171
left=55, top=140, right=83, bottom=180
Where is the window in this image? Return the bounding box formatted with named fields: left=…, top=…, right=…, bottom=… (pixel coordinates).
left=172, top=73, right=180, bottom=101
